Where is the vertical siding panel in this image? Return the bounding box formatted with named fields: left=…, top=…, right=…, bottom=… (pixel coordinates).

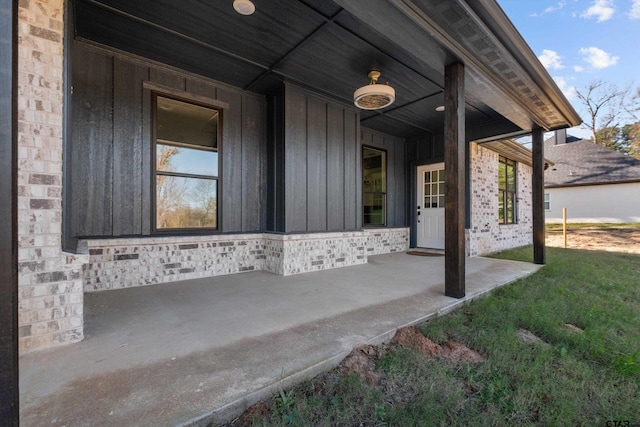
left=185, top=78, right=217, bottom=99
left=70, top=46, right=113, bottom=236
left=326, top=104, right=345, bottom=230
left=349, top=113, right=361, bottom=230
left=395, top=139, right=406, bottom=226
left=385, top=136, right=396, bottom=226
left=306, top=97, right=327, bottom=231
left=217, top=87, right=243, bottom=232
left=112, top=58, right=146, bottom=236
left=242, top=95, right=265, bottom=231
left=149, top=69, right=185, bottom=90
left=141, top=84, right=152, bottom=234
left=268, top=90, right=285, bottom=232
left=284, top=89, right=308, bottom=232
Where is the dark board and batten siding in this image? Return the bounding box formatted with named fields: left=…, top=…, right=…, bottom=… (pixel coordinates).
left=270, top=84, right=360, bottom=233
left=361, top=128, right=407, bottom=228
left=67, top=42, right=266, bottom=246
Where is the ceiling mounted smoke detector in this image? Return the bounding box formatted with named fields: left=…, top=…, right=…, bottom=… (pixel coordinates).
left=353, top=70, right=395, bottom=110
left=233, top=0, right=255, bottom=15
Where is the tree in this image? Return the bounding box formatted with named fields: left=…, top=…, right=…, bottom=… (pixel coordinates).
left=593, top=126, right=621, bottom=151
left=621, top=122, right=640, bottom=159
left=575, top=80, right=640, bottom=159
left=575, top=80, right=627, bottom=147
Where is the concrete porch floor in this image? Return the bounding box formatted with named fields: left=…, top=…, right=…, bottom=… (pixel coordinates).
left=20, top=253, right=541, bottom=426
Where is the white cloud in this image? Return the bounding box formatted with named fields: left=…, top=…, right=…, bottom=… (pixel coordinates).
left=573, top=65, right=585, bottom=72
left=579, top=46, right=619, bottom=68
left=581, top=0, right=615, bottom=22
left=531, top=1, right=567, bottom=16
left=545, top=1, right=567, bottom=13
left=531, top=0, right=567, bottom=17
left=538, top=49, right=564, bottom=70
left=553, top=76, right=577, bottom=100
left=630, top=0, right=640, bottom=19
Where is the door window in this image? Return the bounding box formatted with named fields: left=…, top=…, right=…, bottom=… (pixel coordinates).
left=423, top=169, right=445, bottom=209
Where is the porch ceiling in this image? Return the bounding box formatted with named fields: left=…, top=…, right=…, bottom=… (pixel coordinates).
left=72, top=0, right=580, bottom=139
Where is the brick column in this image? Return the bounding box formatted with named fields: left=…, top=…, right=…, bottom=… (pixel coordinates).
left=17, top=0, right=87, bottom=352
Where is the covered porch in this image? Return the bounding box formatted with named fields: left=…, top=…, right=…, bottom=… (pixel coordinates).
left=2, top=0, right=583, bottom=423
left=20, top=253, right=540, bottom=426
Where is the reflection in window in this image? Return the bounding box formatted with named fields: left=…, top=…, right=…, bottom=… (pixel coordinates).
left=362, top=147, right=386, bottom=226
left=498, top=156, right=517, bottom=224
left=155, top=95, right=219, bottom=230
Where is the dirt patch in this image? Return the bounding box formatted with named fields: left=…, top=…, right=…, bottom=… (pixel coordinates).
left=340, top=345, right=383, bottom=385
left=546, top=227, right=640, bottom=254
left=442, top=341, right=486, bottom=364
left=339, top=327, right=484, bottom=390
left=562, top=323, right=584, bottom=334
left=392, top=326, right=443, bottom=357
left=517, top=328, right=550, bottom=347
left=229, top=327, right=483, bottom=426
left=392, top=326, right=484, bottom=364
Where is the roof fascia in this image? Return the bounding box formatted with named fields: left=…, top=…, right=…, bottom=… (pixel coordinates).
left=466, top=0, right=582, bottom=128
left=387, top=0, right=581, bottom=130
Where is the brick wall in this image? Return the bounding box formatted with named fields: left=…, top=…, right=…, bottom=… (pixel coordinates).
left=467, top=142, right=533, bottom=256
left=17, top=0, right=88, bottom=352
left=82, top=229, right=410, bottom=291
left=82, top=235, right=266, bottom=292
left=365, top=228, right=410, bottom=256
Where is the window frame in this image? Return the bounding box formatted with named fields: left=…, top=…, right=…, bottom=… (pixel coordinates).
left=544, top=193, right=550, bottom=211
left=362, top=145, right=387, bottom=227
left=498, top=155, right=517, bottom=225
left=151, top=92, right=222, bottom=233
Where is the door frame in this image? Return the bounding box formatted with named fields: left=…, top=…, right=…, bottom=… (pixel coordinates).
left=416, top=162, right=445, bottom=249
left=408, top=159, right=444, bottom=248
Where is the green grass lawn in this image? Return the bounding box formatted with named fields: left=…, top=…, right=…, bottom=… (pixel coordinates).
left=229, top=247, right=640, bottom=426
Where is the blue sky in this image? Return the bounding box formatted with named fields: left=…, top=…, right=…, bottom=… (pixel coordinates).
left=497, top=0, right=640, bottom=138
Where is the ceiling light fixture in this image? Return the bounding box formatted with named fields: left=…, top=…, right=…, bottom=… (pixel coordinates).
left=353, top=70, right=395, bottom=110
left=435, top=105, right=445, bottom=112
left=233, top=0, right=255, bottom=15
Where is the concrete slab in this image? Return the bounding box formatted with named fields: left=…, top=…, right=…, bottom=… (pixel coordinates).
left=19, top=253, right=541, bottom=426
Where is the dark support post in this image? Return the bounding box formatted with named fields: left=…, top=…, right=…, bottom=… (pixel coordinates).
left=444, top=62, right=466, bottom=298
left=532, top=127, right=546, bottom=264
left=0, top=0, right=19, bottom=424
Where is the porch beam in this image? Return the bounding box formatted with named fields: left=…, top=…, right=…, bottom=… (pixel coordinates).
left=444, top=62, right=466, bottom=299
left=532, top=127, right=546, bottom=264
left=0, top=0, right=19, bottom=424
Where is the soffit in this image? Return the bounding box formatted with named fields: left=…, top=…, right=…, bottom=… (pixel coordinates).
left=480, top=139, right=554, bottom=167
left=72, top=0, right=574, bottom=139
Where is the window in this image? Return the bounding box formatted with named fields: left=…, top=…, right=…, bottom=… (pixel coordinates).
left=423, top=168, right=445, bottom=209
left=154, top=95, right=220, bottom=230
left=362, top=147, right=386, bottom=226
left=498, top=156, right=517, bottom=224
left=544, top=193, right=550, bottom=211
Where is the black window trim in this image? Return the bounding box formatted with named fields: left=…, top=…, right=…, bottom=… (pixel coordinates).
left=362, top=145, right=388, bottom=228
left=151, top=91, right=223, bottom=234
left=498, top=155, right=517, bottom=225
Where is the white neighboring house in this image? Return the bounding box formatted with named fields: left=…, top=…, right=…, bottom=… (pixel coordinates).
left=544, top=130, right=640, bottom=223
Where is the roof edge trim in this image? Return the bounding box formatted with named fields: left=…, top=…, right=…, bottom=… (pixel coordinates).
left=467, top=0, right=582, bottom=128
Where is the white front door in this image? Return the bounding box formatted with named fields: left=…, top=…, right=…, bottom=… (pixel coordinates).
left=416, top=163, right=445, bottom=249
